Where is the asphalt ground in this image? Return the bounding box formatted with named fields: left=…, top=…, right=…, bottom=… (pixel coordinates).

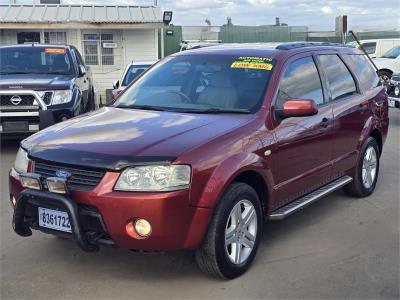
left=1, top=109, right=399, bottom=299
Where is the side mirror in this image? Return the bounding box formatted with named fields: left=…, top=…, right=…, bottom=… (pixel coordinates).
left=276, top=99, right=318, bottom=118
left=79, top=65, right=86, bottom=76
left=113, top=80, right=120, bottom=89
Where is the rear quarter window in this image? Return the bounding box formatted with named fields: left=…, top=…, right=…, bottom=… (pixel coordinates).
left=318, top=54, right=357, bottom=101
left=341, top=54, right=380, bottom=92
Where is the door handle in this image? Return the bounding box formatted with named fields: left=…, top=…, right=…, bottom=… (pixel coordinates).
left=320, top=117, right=330, bottom=128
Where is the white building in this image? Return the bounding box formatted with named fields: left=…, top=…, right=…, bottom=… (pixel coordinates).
left=0, top=4, right=164, bottom=103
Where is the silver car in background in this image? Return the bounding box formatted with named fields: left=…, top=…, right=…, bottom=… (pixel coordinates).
left=111, top=60, right=156, bottom=100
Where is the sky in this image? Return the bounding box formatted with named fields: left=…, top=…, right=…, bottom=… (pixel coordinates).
left=1, top=0, right=399, bottom=30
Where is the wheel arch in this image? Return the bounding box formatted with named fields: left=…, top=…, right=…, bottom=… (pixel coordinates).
left=370, top=128, right=383, bottom=156
left=232, top=170, right=269, bottom=216
left=195, top=153, right=273, bottom=215
left=379, top=68, right=393, bottom=76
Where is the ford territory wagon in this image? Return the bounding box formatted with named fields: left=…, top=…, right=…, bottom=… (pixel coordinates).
left=9, top=42, right=389, bottom=279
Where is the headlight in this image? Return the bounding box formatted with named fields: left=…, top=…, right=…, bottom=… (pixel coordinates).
left=114, top=165, right=191, bottom=192
left=14, top=147, right=29, bottom=174
left=51, top=90, right=73, bottom=105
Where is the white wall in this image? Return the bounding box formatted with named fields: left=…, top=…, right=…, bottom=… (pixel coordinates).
left=92, top=28, right=158, bottom=104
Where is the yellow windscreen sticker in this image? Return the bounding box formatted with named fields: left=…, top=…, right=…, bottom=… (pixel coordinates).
left=231, top=57, right=274, bottom=70
left=45, top=48, right=66, bottom=54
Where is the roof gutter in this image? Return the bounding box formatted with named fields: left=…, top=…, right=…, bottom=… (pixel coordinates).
left=0, top=22, right=165, bottom=30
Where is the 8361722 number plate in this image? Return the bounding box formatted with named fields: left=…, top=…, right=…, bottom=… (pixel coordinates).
left=38, top=207, right=72, bottom=233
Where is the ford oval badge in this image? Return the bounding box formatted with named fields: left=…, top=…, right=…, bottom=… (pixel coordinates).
left=56, top=169, right=71, bottom=179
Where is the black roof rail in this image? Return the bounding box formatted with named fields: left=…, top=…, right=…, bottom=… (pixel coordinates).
left=276, top=42, right=350, bottom=50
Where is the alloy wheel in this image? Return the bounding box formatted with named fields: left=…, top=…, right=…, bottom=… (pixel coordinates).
left=362, top=146, right=377, bottom=189
left=225, top=199, right=257, bottom=265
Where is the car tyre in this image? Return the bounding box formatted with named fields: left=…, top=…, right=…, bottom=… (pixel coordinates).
left=86, top=87, right=95, bottom=112
left=344, top=136, right=380, bottom=197
left=195, top=182, right=263, bottom=279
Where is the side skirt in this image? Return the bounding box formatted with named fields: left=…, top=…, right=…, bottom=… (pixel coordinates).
left=268, top=176, right=353, bottom=220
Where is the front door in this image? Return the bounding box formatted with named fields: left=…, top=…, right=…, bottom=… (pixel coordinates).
left=270, top=55, right=334, bottom=209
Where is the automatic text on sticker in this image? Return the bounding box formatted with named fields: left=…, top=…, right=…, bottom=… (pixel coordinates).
left=44, top=48, right=66, bottom=54
left=231, top=57, right=273, bottom=70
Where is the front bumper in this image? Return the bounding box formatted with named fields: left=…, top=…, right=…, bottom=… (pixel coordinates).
left=0, top=89, right=81, bottom=135
left=388, top=81, right=400, bottom=103
left=9, top=169, right=212, bottom=252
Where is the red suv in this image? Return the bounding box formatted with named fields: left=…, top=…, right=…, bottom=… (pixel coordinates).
left=9, top=42, right=389, bottom=279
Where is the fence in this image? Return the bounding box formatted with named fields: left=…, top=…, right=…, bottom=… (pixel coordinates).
left=160, top=25, right=400, bottom=57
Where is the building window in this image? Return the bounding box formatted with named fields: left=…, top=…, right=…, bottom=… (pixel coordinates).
left=17, top=32, right=40, bottom=44
left=83, top=34, right=99, bottom=65
left=82, top=32, right=116, bottom=66
left=100, top=33, right=114, bottom=66
left=44, top=32, right=67, bottom=44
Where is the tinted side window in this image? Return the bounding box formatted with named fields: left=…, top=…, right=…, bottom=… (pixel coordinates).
left=276, top=56, right=324, bottom=108
left=342, top=54, right=379, bottom=91
left=73, top=48, right=85, bottom=66
left=318, top=55, right=357, bottom=101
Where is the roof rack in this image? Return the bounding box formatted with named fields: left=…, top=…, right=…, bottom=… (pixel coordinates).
left=276, top=42, right=349, bottom=50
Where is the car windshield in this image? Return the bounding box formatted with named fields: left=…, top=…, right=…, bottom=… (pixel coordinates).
left=113, top=55, right=275, bottom=113
left=0, top=47, right=74, bottom=75
left=382, top=45, right=400, bottom=59
left=122, top=64, right=152, bottom=86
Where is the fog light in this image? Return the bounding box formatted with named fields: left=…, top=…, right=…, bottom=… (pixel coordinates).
left=20, top=173, right=42, bottom=190
left=395, top=86, right=399, bottom=96
left=134, top=219, right=152, bottom=237
left=125, top=219, right=152, bottom=238
left=46, top=177, right=68, bottom=194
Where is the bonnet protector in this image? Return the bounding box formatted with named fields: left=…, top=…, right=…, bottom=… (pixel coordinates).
left=27, top=146, right=176, bottom=171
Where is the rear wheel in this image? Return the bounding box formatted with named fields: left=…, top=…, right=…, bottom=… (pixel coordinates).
left=195, top=182, right=263, bottom=279
left=344, top=137, right=380, bottom=197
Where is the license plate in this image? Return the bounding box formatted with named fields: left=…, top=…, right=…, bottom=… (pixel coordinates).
left=38, top=207, right=72, bottom=233
left=2, top=121, right=29, bottom=132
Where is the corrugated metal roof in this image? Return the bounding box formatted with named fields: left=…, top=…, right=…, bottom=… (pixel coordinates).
left=0, top=5, right=163, bottom=24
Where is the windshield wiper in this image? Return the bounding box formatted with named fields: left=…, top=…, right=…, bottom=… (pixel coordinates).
left=179, top=108, right=251, bottom=114
left=116, top=104, right=173, bottom=112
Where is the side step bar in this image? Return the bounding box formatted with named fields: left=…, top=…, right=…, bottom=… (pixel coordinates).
left=269, top=176, right=353, bottom=220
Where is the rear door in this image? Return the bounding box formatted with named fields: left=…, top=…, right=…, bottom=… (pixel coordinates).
left=271, top=54, right=334, bottom=208
left=316, top=53, right=370, bottom=177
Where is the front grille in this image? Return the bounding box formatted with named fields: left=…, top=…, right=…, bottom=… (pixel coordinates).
left=34, top=161, right=106, bottom=191
left=0, top=105, right=39, bottom=111
left=0, top=95, right=36, bottom=106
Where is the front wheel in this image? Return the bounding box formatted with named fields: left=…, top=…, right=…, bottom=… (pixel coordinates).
left=344, top=137, right=380, bottom=197
left=195, top=182, right=263, bottom=279
left=85, top=87, right=95, bottom=112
